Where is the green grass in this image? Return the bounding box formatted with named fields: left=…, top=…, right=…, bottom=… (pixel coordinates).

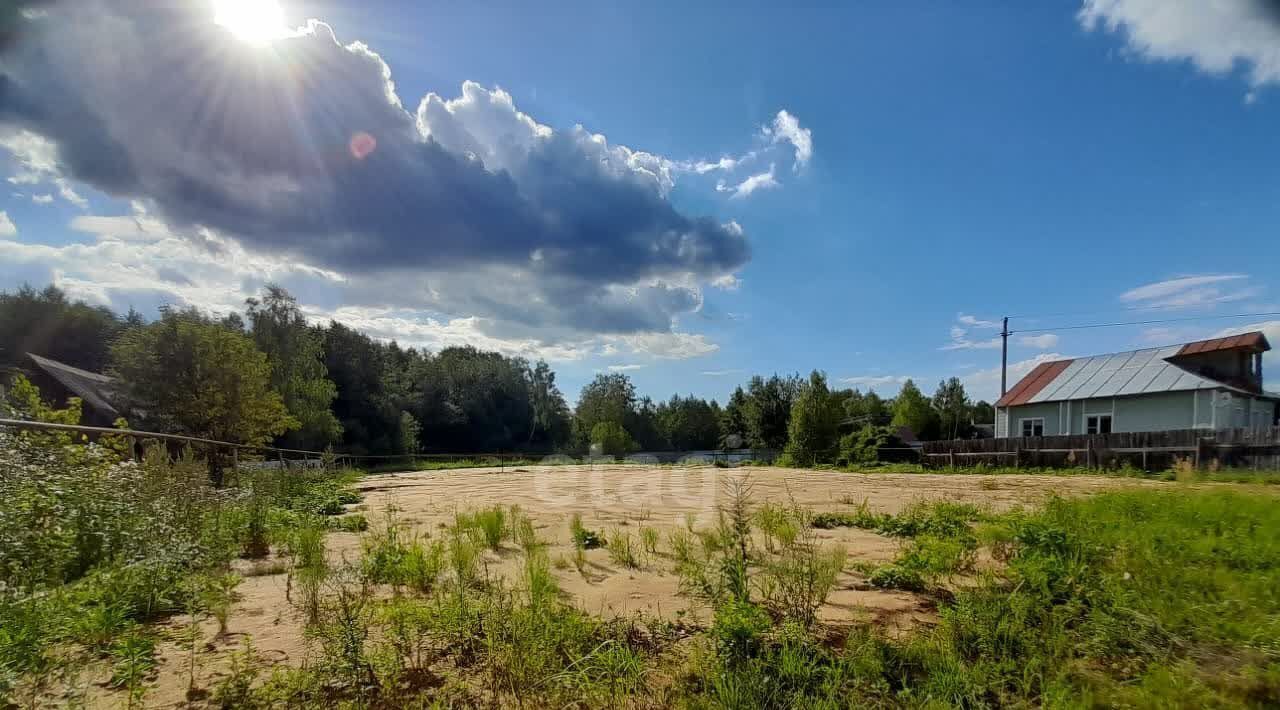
left=8, top=423, right=1280, bottom=708
left=456, top=505, right=508, bottom=550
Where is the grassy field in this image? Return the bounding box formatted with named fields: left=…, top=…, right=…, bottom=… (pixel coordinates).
left=2, top=437, right=1278, bottom=708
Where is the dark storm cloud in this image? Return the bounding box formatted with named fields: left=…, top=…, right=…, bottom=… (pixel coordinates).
left=0, top=1, right=749, bottom=334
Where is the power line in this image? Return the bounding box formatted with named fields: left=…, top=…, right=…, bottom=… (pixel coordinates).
left=1005, top=300, right=1260, bottom=321
left=1011, top=311, right=1280, bottom=336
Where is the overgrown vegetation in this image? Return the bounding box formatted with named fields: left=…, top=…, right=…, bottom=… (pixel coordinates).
left=0, top=390, right=365, bottom=706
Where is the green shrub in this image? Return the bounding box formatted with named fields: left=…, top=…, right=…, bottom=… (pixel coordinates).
left=569, top=513, right=605, bottom=550
left=589, top=421, right=636, bottom=457
left=838, top=425, right=906, bottom=466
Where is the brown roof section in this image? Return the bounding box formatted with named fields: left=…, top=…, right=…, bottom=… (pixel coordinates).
left=1175, top=331, right=1270, bottom=356
left=995, top=358, right=1074, bottom=407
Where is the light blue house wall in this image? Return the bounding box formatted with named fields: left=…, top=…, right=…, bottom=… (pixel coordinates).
left=998, top=388, right=1278, bottom=437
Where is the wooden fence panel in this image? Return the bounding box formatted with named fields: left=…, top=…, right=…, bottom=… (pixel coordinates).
left=922, top=426, right=1280, bottom=471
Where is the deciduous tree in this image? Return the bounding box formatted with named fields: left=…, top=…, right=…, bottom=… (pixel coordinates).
left=110, top=308, right=296, bottom=482
left=246, top=286, right=341, bottom=449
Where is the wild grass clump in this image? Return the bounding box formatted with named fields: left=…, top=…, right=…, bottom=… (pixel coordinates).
left=813, top=498, right=984, bottom=540
left=569, top=513, right=605, bottom=550
left=457, top=506, right=508, bottom=550
left=607, top=529, right=640, bottom=569
left=360, top=504, right=447, bottom=596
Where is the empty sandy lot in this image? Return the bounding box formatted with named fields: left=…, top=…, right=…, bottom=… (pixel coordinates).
left=123, top=464, right=1162, bottom=707
left=336, top=464, right=1159, bottom=625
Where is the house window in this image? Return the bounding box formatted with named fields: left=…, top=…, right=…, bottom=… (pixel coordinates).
left=1086, top=415, right=1113, bottom=435
left=1020, top=418, right=1044, bottom=437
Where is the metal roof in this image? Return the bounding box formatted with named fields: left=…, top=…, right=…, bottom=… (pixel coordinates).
left=1174, top=331, right=1269, bottom=356
left=994, top=331, right=1273, bottom=408
left=25, top=352, right=120, bottom=417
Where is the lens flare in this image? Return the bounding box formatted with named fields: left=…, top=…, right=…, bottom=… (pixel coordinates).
left=349, top=131, right=377, bottom=160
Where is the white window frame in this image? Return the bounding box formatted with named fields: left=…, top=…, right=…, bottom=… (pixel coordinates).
left=1019, top=417, right=1045, bottom=438
left=1086, top=413, right=1113, bottom=435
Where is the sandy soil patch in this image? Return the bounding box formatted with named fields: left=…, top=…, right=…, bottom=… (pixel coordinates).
left=89, top=464, right=1162, bottom=707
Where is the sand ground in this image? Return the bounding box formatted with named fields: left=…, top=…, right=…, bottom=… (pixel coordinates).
left=89, top=464, right=1164, bottom=707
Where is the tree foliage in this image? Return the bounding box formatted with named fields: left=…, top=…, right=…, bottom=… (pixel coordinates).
left=783, top=371, right=840, bottom=465
left=110, top=308, right=297, bottom=447
left=932, top=376, right=972, bottom=440
left=574, top=373, right=637, bottom=446
left=321, top=322, right=405, bottom=455
left=6, top=282, right=1007, bottom=464
left=0, top=284, right=125, bottom=371
left=744, top=373, right=803, bottom=450
left=246, top=286, right=342, bottom=449
left=656, top=394, right=722, bottom=451
left=890, top=379, right=940, bottom=441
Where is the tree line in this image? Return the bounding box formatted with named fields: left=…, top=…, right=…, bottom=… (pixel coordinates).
left=1, top=284, right=994, bottom=462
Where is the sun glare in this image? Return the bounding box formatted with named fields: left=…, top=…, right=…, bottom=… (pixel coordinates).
left=213, top=0, right=289, bottom=44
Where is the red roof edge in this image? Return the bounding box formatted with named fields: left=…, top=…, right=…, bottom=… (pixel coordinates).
left=995, top=358, right=1074, bottom=407
left=1174, top=331, right=1270, bottom=357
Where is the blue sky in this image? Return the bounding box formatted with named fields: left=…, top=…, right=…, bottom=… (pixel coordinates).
left=2, top=0, right=1279, bottom=404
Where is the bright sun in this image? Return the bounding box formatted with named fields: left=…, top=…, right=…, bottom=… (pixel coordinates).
left=213, top=0, right=289, bottom=44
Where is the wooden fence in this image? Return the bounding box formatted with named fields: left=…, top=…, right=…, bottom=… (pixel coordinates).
left=921, top=427, right=1280, bottom=470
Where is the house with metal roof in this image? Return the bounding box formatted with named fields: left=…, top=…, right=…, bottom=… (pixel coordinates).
left=994, top=332, right=1279, bottom=438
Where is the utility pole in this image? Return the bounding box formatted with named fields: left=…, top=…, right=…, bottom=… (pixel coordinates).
left=1000, top=316, right=1010, bottom=396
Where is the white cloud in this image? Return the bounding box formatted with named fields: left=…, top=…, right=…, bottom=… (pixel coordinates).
left=719, top=164, right=779, bottom=199
left=963, top=352, right=1066, bottom=403
left=1079, top=0, right=1280, bottom=90
left=0, top=211, right=15, bottom=238
left=711, top=273, right=742, bottom=291
left=1018, top=333, right=1060, bottom=349
left=0, top=130, right=86, bottom=207
left=610, top=332, right=718, bottom=359
left=941, top=332, right=1003, bottom=351
left=944, top=314, right=1054, bottom=350
left=1120, top=273, right=1255, bottom=308
left=957, top=313, right=999, bottom=328
left=689, top=156, right=741, bottom=174
left=839, top=374, right=912, bottom=389
left=701, top=369, right=744, bottom=377
left=766, top=110, right=813, bottom=170
left=606, top=364, right=645, bottom=372
left=31, top=194, right=53, bottom=205
left=54, top=178, right=87, bottom=209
